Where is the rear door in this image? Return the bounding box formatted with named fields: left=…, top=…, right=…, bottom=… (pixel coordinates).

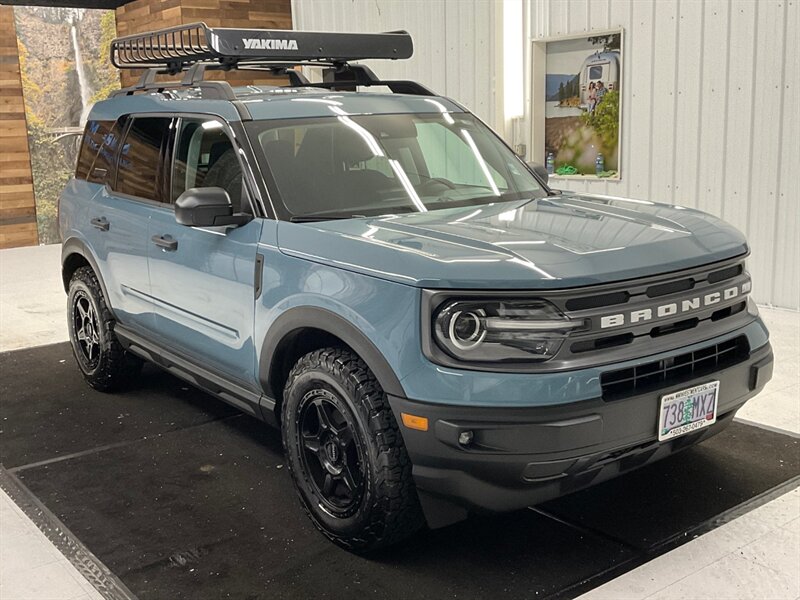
left=147, top=115, right=263, bottom=388
left=81, top=116, right=169, bottom=333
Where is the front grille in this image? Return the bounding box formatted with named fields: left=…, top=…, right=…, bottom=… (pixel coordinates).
left=600, top=336, right=750, bottom=401
left=646, top=277, right=694, bottom=298
left=708, top=263, right=743, bottom=283
left=566, top=261, right=744, bottom=312
left=565, top=291, right=629, bottom=311
left=555, top=258, right=753, bottom=369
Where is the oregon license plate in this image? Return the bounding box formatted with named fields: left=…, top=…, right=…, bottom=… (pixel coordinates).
left=658, top=381, right=719, bottom=441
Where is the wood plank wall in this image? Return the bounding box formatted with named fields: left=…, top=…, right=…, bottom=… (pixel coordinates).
left=116, top=0, right=292, bottom=88
left=0, top=6, right=38, bottom=249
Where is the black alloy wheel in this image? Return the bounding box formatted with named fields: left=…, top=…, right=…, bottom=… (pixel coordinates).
left=72, top=290, right=101, bottom=370
left=297, top=387, right=366, bottom=517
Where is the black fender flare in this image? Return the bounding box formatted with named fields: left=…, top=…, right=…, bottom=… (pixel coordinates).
left=259, top=306, right=406, bottom=401
left=61, top=237, right=113, bottom=313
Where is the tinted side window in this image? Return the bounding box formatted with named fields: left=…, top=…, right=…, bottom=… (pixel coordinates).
left=171, top=118, right=247, bottom=213
left=75, top=120, right=120, bottom=183
left=115, top=117, right=170, bottom=202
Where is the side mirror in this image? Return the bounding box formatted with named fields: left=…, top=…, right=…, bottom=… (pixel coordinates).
left=527, top=162, right=549, bottom=185
left=175, top=187, right=250, bottom=227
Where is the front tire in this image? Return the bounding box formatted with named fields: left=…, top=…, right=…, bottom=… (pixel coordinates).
left=67, top=266, right=141, bottom=392
left=281, top=348, right=424, bottom=551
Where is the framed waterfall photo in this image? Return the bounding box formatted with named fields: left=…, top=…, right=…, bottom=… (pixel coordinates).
left=533, top=29, right=623, bottom=180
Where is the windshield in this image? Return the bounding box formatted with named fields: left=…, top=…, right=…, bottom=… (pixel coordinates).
left=246, top=111, right=546, bottom=221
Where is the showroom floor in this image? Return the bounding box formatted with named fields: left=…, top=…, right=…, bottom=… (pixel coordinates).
left=0, top=244, right=798, bottom=600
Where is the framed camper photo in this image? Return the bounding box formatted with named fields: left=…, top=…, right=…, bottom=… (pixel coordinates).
left=532, top=29, right=623, bottom=180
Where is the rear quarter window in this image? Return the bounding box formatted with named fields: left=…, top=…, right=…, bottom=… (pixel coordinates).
left=75, top=120, right=121, bottom=184
left=114, top=117, right=170, bottom=202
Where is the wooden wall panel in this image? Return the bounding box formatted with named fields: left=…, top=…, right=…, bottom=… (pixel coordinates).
left=0, top=5, right=38, bottom=249
left=115, top=0, right=292, bottom=88
left=115, top=0, right=184, bottom=88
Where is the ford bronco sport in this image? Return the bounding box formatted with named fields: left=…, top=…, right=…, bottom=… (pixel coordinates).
left=59, top=24, right=774, bottom=551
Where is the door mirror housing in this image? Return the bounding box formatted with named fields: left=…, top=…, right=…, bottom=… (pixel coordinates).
left=527, top=162, right=549, bottom=185
left=175, top=187, right=251, bottom=227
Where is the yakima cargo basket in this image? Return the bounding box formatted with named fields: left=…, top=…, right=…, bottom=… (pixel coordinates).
left=111, top=22, right=413, bottom=70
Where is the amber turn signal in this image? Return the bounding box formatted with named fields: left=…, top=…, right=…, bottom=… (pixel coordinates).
left=401, top=413, right=429, bottom=431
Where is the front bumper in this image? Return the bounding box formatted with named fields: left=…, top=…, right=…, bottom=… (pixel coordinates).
left=388, top=342, right=773, bottom=527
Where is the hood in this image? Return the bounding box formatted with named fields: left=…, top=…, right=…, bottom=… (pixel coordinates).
left=277, top=194, right=749, bottom=289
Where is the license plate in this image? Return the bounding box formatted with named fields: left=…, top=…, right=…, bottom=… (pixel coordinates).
left=658, top=381, right=719, bottom=441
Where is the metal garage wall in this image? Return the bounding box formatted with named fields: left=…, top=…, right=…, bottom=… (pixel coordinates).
left=528, top=0, right=799, bottom=309
left=291, top=0, right=498, bottom=125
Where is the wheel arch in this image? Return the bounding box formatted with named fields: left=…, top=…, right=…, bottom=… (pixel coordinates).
left=61, top=238, right=112, bottom=310
left=260, top=307, right=406, bottom=416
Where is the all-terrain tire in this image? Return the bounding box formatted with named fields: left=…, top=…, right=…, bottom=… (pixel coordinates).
left=67, top=266, right=142, bottom=392
left=281, top=348, right=425, bottom=551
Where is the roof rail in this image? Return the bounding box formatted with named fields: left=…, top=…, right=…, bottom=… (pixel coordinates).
left=109, top=23, right=436, bottom=98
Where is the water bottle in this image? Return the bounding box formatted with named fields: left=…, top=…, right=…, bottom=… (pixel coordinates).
left=546, top=152, right=555, bottom=175
left=595, top=153, right=604, bottom=175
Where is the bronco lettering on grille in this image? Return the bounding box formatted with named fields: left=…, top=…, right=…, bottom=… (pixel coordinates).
left=599, top=281, right=751, bottom=329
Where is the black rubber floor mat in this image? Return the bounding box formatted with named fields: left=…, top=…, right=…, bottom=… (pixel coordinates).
left=0, top=343, right=238, bottom=468
left=540, top=421, right=800, bottom=550
left=2, top=343, right=798, bottom=600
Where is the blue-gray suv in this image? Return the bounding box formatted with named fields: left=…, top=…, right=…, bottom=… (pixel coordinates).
left=59, top=24, right=774, bottom=551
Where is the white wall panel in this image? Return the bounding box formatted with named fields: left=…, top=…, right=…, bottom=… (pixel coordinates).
left=529, top=0, right=799, bottom=309
left=774, top=0, right=800, bottom=309
left=672, top=0, right=704, bottom=209
left=291, top=0, right=497, bottom=124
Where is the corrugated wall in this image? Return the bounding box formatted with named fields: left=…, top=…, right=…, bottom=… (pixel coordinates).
left=291, top=0, right=498, bottom=124
left=531, top=0, right=798, bottom=309
left=292, top=0, right=799, bottom=310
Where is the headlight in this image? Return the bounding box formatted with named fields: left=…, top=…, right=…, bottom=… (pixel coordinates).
left=432, top=299, right=586, bottom=363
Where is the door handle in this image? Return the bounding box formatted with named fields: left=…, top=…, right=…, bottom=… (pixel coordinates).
left=90, top=217, right=110, bottom=232
left=151, top=234, right=178, bottom=252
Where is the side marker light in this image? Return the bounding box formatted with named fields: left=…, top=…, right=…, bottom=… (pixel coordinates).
left=401, top=413, right=429, bottom=431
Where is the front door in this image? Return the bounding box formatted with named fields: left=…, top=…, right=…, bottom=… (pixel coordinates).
left=147, top=116, right=263, bottom=388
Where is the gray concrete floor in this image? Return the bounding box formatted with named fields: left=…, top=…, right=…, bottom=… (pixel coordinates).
left=1, top=244, right=798, bottom=599
left=0, top=245, right=67, bottom=352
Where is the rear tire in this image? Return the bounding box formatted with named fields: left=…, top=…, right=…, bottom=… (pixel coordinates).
left=281, top=348, right=424, bottom=551
left=67, top=266, right=142, bottom=392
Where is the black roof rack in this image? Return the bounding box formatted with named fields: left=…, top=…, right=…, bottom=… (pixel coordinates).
left=111, top=22, right=413, bottom=70
left=109, top=23, right=435, bottom=99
